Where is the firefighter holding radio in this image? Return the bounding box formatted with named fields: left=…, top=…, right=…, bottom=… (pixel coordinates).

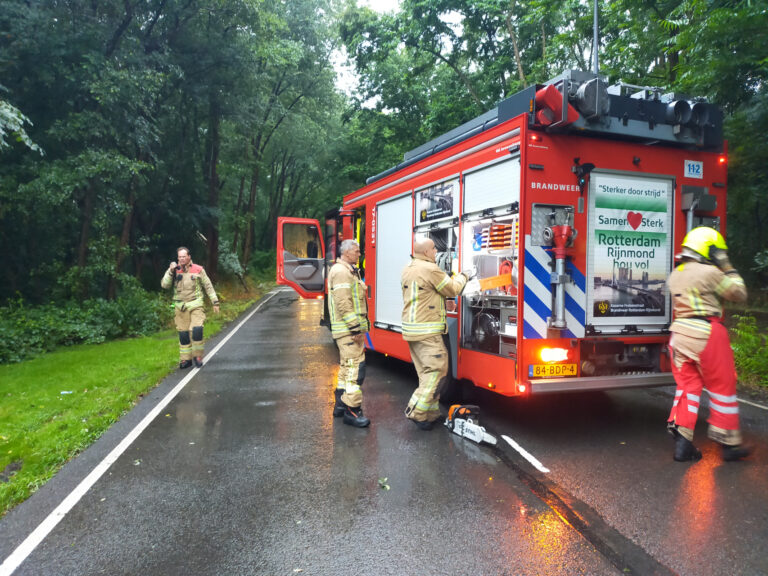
left=401, top=238, right=472, bottom=430
left=329, top=239, right=370, bottom=428
left=666, top=227, right=751, bottom=462
left=161, top=246, right=220, bottom=369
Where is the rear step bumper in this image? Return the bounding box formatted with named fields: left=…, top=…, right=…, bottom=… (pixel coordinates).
left=530, top=372, right=674, bottom=394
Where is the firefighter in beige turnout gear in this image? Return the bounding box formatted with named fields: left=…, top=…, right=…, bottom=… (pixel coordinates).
left=666, top=227, right=751, bottom=462
left=329, top=239, right=370, bottom=427
left=161, top=247, right=220, bottom=369
left=401, top=238, right=471, bottom=430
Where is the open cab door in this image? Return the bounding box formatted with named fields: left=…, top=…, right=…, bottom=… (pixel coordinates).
left=276, top=217, right=326, bottom=299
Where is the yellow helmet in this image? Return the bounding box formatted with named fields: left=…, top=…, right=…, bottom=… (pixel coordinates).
left=681, top=227, right=727, bottom=260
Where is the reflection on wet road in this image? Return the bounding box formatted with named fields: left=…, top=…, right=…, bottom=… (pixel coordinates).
left=2, top=290, right=623, bottom=576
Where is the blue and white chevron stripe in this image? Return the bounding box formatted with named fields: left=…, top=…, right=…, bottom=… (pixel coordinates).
left=523, top=234, right=586, bottom=339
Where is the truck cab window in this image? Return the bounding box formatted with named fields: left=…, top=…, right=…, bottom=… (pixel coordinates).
left=355, top=209, right=366, bottom=277
left=283, top=223, right=320, bottom=259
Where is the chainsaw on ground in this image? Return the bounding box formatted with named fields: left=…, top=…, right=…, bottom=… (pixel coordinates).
left=444, top=404, right=497, bottom=446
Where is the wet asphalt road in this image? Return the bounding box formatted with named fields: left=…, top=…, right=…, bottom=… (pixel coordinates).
left=2, top=288, right=767, bottom=576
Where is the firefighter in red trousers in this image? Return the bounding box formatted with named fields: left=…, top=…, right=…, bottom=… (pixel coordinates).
left=667, top=227, right=751, bottom=462
left=401, top=238, right=471, bottom=430
left=329, top=239, right=370, bottom=428
left=161, top=246, right=220, bottom=369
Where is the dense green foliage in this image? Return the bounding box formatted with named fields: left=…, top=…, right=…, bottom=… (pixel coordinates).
left=338, top=0, right=768, bottom=289
left=0, top=284, right=171, bottom=363
left=0, top=0, right=347, bottom=305
left=1, top=0, right=766, bottom=322
left=732, top=314, right=768, bottom=388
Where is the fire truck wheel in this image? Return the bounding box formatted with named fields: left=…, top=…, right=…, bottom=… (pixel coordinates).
left=439, top=378, right=475, bottom=406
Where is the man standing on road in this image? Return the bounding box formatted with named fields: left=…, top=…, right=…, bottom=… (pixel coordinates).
left=666, top=227, right=751, bottom=462
left=401, top=238, right=471, bottom=430
left=328, top=239, right=370, bottom=427
left=161, top=246, right=220, bottom=369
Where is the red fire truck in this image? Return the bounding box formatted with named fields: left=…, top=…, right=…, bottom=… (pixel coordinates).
left=277, top=70, right=727, bottom=397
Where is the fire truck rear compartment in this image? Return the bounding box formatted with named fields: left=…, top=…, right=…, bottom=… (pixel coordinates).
left=579, top=339, right=662, bottom=376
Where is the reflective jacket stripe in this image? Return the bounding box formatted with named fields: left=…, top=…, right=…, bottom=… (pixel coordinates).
left=329, top=260, right=368, bottom=338
left=402, top=322, right=445, bottom=336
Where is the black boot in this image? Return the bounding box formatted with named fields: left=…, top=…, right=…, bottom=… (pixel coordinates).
left=343, top=405, right=370, bottom=428
left=179, top=359, right=193, bottom=369
left=411, top=419, right=435, bottom=431
left=722, top=444, right=752, bottom=462
left=673, top=435, right=702, bottom=462
left=333, top=389, right=345, bottom=417
left=193, top=357, right=203, bottom=368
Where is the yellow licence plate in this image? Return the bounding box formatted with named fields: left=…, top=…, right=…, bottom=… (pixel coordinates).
left=529, top=363, right=577, bottom=378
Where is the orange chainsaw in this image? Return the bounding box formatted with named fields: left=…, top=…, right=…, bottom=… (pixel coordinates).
left=444, top=405, right=497, bottom=445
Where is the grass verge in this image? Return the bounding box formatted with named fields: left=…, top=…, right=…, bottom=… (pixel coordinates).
left=0, top=285, right=270, bottom=517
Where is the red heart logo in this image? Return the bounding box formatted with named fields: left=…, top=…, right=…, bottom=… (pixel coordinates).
left=627, top=211, right=643, bottom=230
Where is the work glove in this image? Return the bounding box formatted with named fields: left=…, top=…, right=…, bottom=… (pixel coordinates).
left=461, top=267, right=477, bottom=280
left=710, top=247, right=736, bottom=274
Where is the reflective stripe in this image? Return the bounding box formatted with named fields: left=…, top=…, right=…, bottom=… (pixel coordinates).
left=687, top=405, right=699, bottom=414
left=687, top=287, right=706, bottom=315
left=674, top=318, right=711, bottom=336
left=174, top=297, right=204, bottom=309
left=709, top=400, right=740, bottom=415
left=707, top=390, right=738, bottom=403
left=408, top=282, right=419, bottom=324
left=439, top=293, right=446, bottom=326
left=414, top=372, right=440, bottom=411
left=687, top=393, right=700, bottom=403
left=415, top=399, right=439, bottom=411
left=435, top=276, right=449, bottom=291
left=352, top=283, right=364, bottom=316
left=402, top=321, right=445, bottom=336
left=329, top=268, right=368, bottom=337
left=715, top=275, right=744, bottom=296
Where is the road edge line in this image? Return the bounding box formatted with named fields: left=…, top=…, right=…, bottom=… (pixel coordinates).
left=0, top=290, right=279, bottom=576
left=501, top=434, right=550, bottom=473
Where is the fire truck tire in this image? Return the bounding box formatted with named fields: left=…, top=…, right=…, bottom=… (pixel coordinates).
left=439, top=378, right=477, bottom=406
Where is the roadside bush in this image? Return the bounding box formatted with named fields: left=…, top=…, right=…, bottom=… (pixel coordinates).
left=0, top=286, right=171, bottom=364
left=731, top=314, right=768, bottom=388
left=249, top=249, right=276, bottom=283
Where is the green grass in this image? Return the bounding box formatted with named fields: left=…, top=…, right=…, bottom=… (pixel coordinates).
left=731, top=313, right=768, bottom=392
left=0, top=295, right=265, bottom=516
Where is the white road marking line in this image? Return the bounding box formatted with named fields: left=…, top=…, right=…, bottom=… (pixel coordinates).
left=502, top=435, right=550, bottom=474
left=738, top=397, right=768, bottom=410
left=660, top=388, right=767, bottom=411
left=0, top=290, right=280, bottom=576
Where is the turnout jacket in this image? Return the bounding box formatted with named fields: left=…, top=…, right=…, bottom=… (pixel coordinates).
left=667, top=260, right=747, bottom=340
left=161, top=263, right=219, bottom=311
left=401, top=254, right=468, bottom=341
left=328, top=259, right=369, bottom=339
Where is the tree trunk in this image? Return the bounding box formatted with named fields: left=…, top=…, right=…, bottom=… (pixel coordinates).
left=78, top=186, right=93, bottom=269
left=232, top=173, right=245, bottom=255
left=242, top=131, right=265, bottom=271
left=241, top=163, right=259, bottom=272
left=108, top=187, right=136, bottom=300
left=204, top=96, right=221, bottom=281
left=505, top=1, right=527, bottom=88
left=77, top=184, right=95, bottom=299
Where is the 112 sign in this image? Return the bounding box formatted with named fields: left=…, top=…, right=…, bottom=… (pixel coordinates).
left=684, top=160, right=704, bottom=179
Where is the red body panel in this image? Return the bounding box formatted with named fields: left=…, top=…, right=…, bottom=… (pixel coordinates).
left=276, top=216, right=326, bottom=299
left=280, top=86, right=727, bottom=397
